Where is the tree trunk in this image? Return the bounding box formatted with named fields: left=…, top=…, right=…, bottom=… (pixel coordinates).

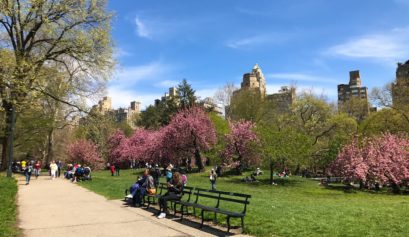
left=270, top=160, right=274, bottom=185
left=45, top=129, right=54, bottom=164
left=0, top=137, right=7, bottom=171
left=2, top=106, right=14, bottom=173
left=194, top=147, right=204, bottom=172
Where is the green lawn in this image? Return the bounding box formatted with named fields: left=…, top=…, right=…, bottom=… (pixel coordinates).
left=0, top=173, right=18, bottom=237
left=79, top=169, right=409, bottom=237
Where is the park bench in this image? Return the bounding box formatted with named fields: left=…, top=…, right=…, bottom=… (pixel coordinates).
left=143, top=183, right=167, bottom=208
left=124, top=183, right=167, bottom=207
left=147, top=183, right=194, bottom=212
left=321, top=177, right=343, bottom=185
left=178, top=188, right=251, bottom=233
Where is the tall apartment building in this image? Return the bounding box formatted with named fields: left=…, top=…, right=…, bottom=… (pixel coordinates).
left=91, top=96, right=112, bottom=114
left=115, top=101, right=141, bottom=128
left=337, top=70, right=369, bottom=120
left=392, top=61, right=409, bottom=108
left=267, top=86, right=296, bottom=113
left=88, top=97, right=141, bottom=128
left=228, top=64, right=296, bottom=117
left=234, top=64, right=266, bottom=97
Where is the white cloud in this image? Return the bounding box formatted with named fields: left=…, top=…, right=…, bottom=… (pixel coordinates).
left=113, top=47, right=131, bottom=59
left=266, top=73, right=338, bottom=83
left=107, top=61, right=176, bottom=109
left=196, top=88, right=218, bottom=100
left=226, top=34, right=288, bottom=49
left=112, top=61, right=170, bottom=86
left=135, top=17, right=150, bottom=38
left=154, top=80, right=178, bottom=88
left=107, top=86, right=161, bottom=110
left=326, top=27, right=409, bottom=61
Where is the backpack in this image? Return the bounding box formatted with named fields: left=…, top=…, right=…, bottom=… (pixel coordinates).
left=181, top=174, right=187, bottom=185
left=76, top=167, right=84, bottom=176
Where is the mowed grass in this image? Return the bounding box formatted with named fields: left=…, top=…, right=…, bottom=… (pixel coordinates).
left=79, top=169, right=409, bottom=237
left=0, top=173, right=18, bottom=237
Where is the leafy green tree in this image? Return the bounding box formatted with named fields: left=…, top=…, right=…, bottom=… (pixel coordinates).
left=0, top=0, right=114, bottom=172
left=360, top=108, right=409, bottom=136
left=204, top=112, right=229, bottom=165
left=177, top=79, right=197, bottom=109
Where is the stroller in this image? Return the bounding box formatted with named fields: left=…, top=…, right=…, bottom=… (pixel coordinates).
left=82, top=167, right=92, bottom=181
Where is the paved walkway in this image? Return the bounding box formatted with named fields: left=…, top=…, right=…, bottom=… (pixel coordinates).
left=17, top=176, right=250, bottom=237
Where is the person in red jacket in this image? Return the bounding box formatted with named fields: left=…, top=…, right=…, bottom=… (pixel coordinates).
left=34, top=161, right=41, bottom=179
left=110, top=164, right=115, bottom=176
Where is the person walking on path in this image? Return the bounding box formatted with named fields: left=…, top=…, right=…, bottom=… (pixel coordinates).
left=157, top=172, right=183, bottom=219
left=34, top=161, right=41, bottom=179
left=210, top=168, right=217, bottom=190
left=50, top=161, right=58, bottom=180
left=24, top=163, right=33, bottom=185
left=57, top=160, right=62, bottom=177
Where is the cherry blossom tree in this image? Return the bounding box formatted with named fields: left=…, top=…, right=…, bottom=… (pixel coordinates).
left=222, top=120, right=259, bottom=174
left=67, top=140, right=103, bottom=169
left=331, top=133, right=409, bottom=192
left=330, top=137, right=368, bottom=183
left=107, top=130, right=127, bottom=165
left=164, top=107, right=217, bottom=171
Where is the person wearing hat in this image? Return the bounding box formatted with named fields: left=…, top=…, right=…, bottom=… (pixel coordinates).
left=165, top=164, right=173, bottom=183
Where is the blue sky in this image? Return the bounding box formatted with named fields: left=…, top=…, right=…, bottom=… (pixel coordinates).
left=106, top=0, right=409, bottom=109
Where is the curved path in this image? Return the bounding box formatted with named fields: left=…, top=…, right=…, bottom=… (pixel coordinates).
left=17, top=176, right=250, bottom=237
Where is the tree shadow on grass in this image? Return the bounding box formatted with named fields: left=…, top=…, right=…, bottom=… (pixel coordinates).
left=228, top=176, right=304, bottom=188
left=323, top=184, right=405, bottom=195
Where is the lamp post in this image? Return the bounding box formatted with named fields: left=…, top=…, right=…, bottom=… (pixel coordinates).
left=6, top=106, right=16, bottom=177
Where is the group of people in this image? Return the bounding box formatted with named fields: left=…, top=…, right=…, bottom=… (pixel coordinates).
left=65, top=164, right=92, bottom=182
left=17, top=160, right=63, bottom=185
left=125, top=164, right=188, bottom=219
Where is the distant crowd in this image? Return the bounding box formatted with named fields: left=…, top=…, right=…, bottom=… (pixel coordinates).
left=12, top=160, right=92, bottom=185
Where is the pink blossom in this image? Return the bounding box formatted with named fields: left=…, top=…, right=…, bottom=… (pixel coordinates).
left=67, top=139, right=104, bottom=169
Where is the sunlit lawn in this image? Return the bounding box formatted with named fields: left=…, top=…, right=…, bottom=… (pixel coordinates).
left=0, top=173, right=18, bottom=237
left=79, top=169, right=409, bottom=237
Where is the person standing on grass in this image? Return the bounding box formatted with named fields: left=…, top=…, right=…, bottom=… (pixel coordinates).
left=34, top=160, right=41, bottom=179
left=24, top=163, right=33, bottom=185
left=165, top=164, right=173, bottom=182
left=157, top=172, right=183, bottom=219
left=210, top=168, right=217, bottom=190
left=110, top=164, right=115, bottom=176
left=50, top=161, right=58, bottom=180
left=115, top=163, right=120, bottom=176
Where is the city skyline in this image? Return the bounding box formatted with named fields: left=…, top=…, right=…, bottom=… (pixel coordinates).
left=107, top=0, right=409, bottom=109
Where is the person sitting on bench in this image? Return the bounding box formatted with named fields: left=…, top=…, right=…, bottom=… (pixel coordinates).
left=126, top=169, right=155, bottom=206
left=157, top=172, right=183, bottom=219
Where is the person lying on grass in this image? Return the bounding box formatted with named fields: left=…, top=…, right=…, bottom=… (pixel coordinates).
left=157, top=172, right=183, bottom=219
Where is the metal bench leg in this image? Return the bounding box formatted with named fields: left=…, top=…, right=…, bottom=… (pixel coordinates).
left=241, top=217, right=244, bottom=233
left=180, top=205, right=184, bottom=221
left=227, top=216, right=231, bottom=233
left=200, top=210, right=205, bottom=228
left=173, top=202, right=177, bottom=216
left=147, top=197, right=151, bottom=208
